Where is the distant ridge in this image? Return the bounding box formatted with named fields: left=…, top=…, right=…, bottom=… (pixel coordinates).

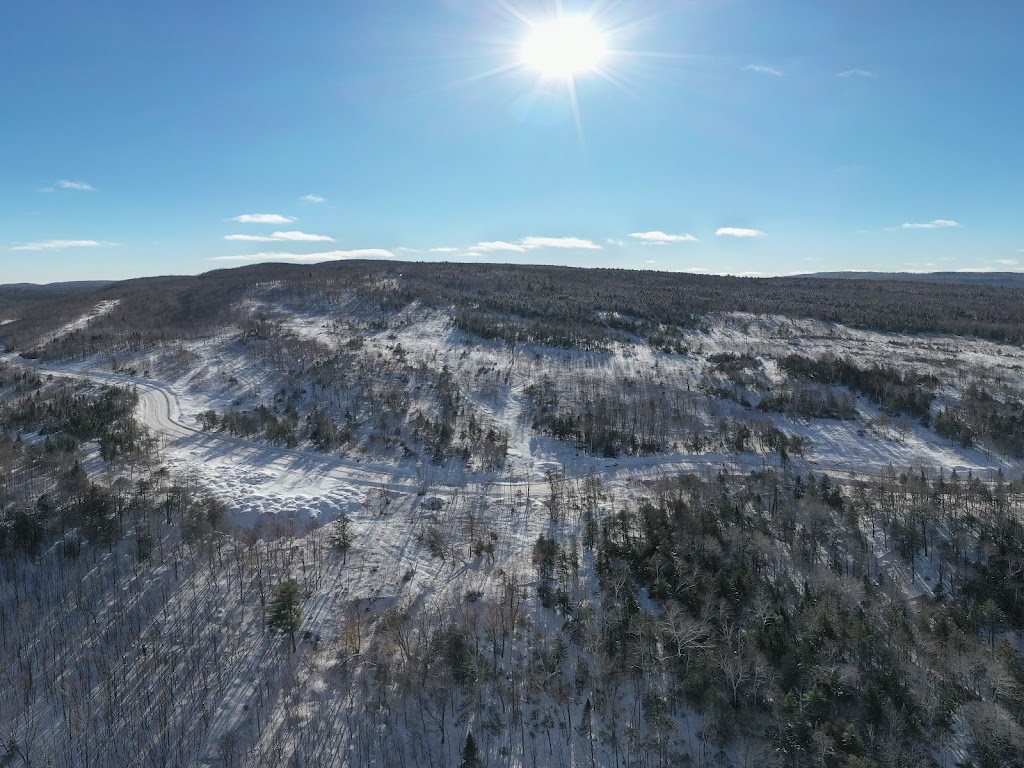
left=0, top=280, right=114, bottom=291
left=801, top=271, right=1024, bottom=289
left=6, top=260, right=1024, bottom=358
left=0, top=280, right=114, bottom=301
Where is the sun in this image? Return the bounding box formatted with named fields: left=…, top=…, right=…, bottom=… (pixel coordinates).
left=521, top=16, right=607, bottom=80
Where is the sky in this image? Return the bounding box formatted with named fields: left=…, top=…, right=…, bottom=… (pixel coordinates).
left=2, top=0, right=1023, bottom=284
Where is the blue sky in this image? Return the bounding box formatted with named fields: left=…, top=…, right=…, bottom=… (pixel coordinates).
left=2, top=0, right=1022, bottom=283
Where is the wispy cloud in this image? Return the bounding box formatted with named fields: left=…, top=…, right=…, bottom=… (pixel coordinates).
left=629, top=231, right=698, bottom=244
left=273, top=231, right=332, bottom=241
left=467, top=236, right=601, bottom=253
left=838, top=69, right=876, bottom=79
left=521, top=236, right=600, bottom=250
left=224, top=231, right=334, bottom=243
left=212, top=249, right=394, bottom=263
left=469, top=241, right=528, bottom=253
left=992, top=259, right=1019, bottom=266
left=898, top=219, right=961, bottom=230
left=429, top=247, right=460, bottom=253
left=300, top=194, right=326, bottom=204
left=11, top=239, right=117, bottom=251
left=744, top=65, right=783, bottom=77
left=606, top=238, right=627, bottom=246
left=230, top=213, right=297, bottom=224
left=716, top=227, right=767, bottom=238
left=57, top=180, right=95, bottom=191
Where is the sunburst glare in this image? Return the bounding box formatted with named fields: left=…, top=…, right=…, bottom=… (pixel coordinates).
left=428, top=2, right=679, bottom=144
left=521, top=15, right=607, bottom=80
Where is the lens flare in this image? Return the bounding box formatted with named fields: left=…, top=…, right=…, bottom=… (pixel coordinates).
left=521, top=16, right=607, bottom=79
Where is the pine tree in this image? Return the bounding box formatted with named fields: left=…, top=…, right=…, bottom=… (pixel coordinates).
left=266, top=579, right=303, bottom=652
left=329, top=512, right=354, bottom=563
left=459, top=731, right=481, bottom=768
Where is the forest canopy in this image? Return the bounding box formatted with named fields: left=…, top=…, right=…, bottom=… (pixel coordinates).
left=5, top=261, right=1024, bottom=358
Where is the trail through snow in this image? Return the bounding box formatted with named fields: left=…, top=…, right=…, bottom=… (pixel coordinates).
left=49, top=299, right=121, bottom=341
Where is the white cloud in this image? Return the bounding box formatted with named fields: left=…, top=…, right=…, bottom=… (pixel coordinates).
left=744, top=65, right=783, bottom=77
left=898, top=219, right=961, bottom=230
left=272, top=231, right=332, bottom=241
left=606, top=238, right=627, bottom=246
left=212, top=249, right=394, bottom=263
left=992, top=259, right=1019, bottom=266
left=469, top=241, right=528, bottom=253
left=229, top=213, right=297, bottom=224
left=468, top=236, right=601, bottom=253
left=629, top=231, right=698, bottom=243
left=11, top=239, right=117, bottom=251
left=394, top=247, right=422, bottom=254
left=224, top=231, right=334, bottom=243
left=300, top=194, right=326, bottom=203
left=57, top=180, right=95, bottom=191
left=838, top=69, right=876, bottom=78
left=429, top=247, right=460, bottom=253
left=520, top=236, right=600, bottom=250
left=716, top=227, right=767, bottom=238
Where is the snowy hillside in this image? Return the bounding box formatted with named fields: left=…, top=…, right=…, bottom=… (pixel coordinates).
left=3, top=266, right=1024, bottom=767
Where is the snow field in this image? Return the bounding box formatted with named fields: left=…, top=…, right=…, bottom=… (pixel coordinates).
left=7, top=296, right=1024, bottom=766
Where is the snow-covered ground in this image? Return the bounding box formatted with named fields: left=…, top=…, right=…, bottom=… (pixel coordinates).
left=6, top=299, right=1024, bottom=767
left=21, top=302, right=1020, bottom=533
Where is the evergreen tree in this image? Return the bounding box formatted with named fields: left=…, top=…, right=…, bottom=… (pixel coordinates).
left=329, top=512, right=354, bottom=563
left=266, top=579, right=303, bottom=652
left=459, top=731, right=481, bottom=768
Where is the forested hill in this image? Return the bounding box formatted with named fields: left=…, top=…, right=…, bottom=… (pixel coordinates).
left=803, top=270, right=1024, bottom=289
left=5, top=260, right=1024, bottom=357
left=0, top=280, right=113, bottom=309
